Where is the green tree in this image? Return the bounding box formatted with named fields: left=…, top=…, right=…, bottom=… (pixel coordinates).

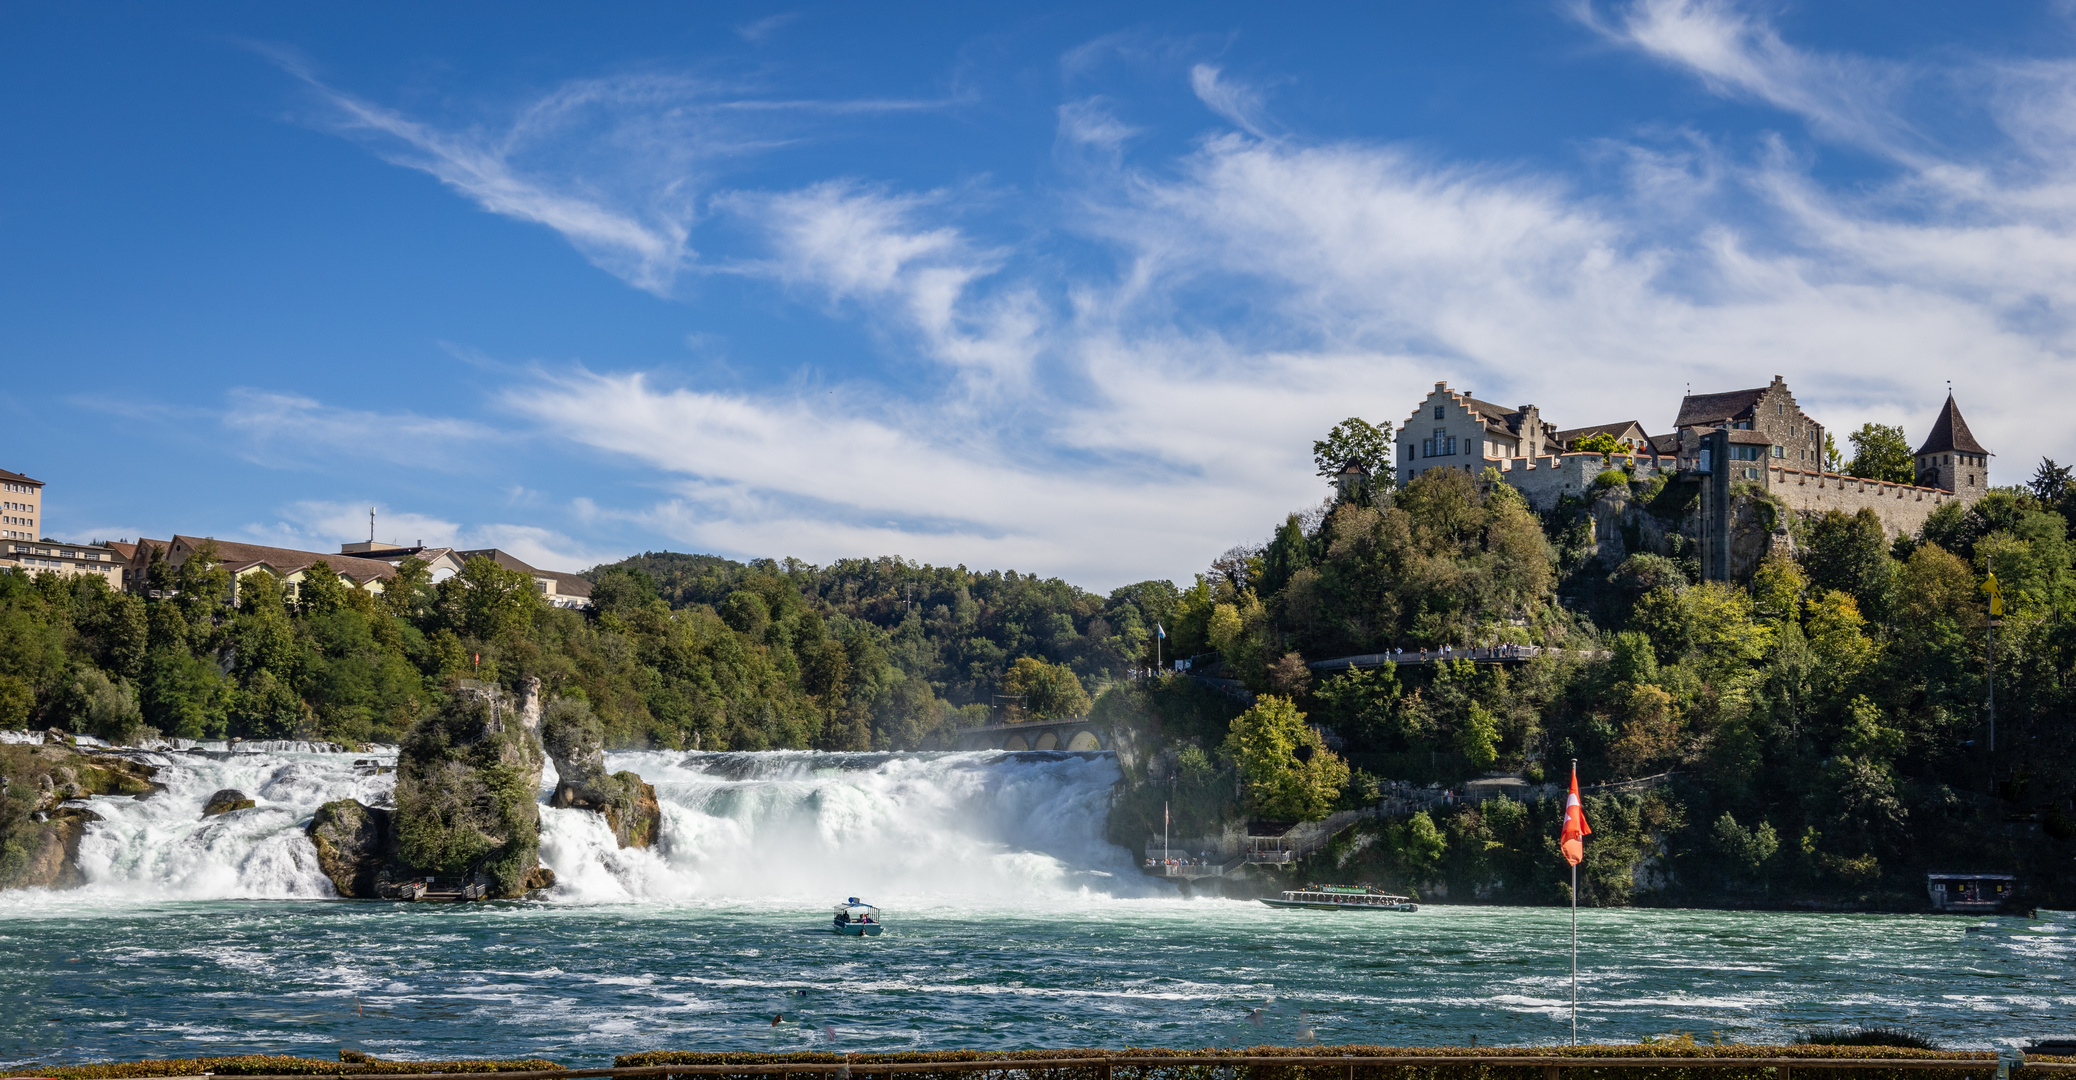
left=1456, top=700, right=1501, bottom=769
left=442, top=556, right=541, bottom=643
left=1223, top=694, right=1350, bottom=821
left=1845, top=423, right=1914, bottom=484
left=1800, top=509, right=1894, bottom=620
left=382, top=556, right=433, bottom=620
left=1313, top=416, right=1395, bottom=494
left=1313, top=663, right=1405, bottom=751
left=1001, top=656, right=1090, bottom=719
left=1575, top=431, right=1627, bottom=462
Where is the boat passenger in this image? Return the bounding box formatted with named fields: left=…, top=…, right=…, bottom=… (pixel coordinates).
left=834, top=910, right=850, bottom=928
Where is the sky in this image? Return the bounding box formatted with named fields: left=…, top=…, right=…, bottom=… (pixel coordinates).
left=4, top=1, right=2076, bottom=591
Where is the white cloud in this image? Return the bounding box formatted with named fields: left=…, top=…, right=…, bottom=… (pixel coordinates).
left=1189, top=64, right=1274, bottom=139
left=221, top=390, right=500, bottom=467
left=246, top=501, right=618, bottom=573
left=292, top=18, right=2076, bottom=587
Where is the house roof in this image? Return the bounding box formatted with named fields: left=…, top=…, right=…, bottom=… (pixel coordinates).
left=0, top=468, right=42, bottom=486
left=1727, top=429, right=1774, bottom=445
left=1915, top=394, right=1987, bottom=456
left=1675, top=387, right=1768, bottom=429
left=1554, top=421, right=1647, bottom=444
left=1648, top=433, right=1681, bottom=454
left=103, top=541, right=137, bottom=562
left=452, top=548, right=593, bottom=598
left=167, top=535, right=397, bottom=583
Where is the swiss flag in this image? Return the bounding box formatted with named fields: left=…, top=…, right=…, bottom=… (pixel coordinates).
left=1561, top=765, right=1591, bottom=866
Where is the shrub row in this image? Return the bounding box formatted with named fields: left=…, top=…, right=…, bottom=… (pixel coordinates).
left=616, top=1045, right=2028, bottom=1080
left=3, top=1056, right=560, bottom=1079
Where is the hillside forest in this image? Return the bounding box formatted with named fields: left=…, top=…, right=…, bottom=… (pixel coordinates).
left=2, top=424, right=2073, bottom=907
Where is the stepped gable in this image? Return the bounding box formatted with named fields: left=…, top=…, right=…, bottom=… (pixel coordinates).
left=1915, top=394, right=1986, bottom=455
left=1674, top=386, right=1768, bottom=428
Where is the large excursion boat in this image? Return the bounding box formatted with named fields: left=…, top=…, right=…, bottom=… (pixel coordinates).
left=1261, top=884, right=1418, bottom=912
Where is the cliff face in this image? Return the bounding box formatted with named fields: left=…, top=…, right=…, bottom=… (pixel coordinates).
left=540, top=698, right=660, bottom=850
left=306, top=680, right=552, bottom=899
left=0, top=739, right=156, bottom=890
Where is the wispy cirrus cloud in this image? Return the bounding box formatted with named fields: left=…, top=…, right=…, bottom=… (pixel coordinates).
left=274, top=9, right=2076, bottom=585
left=220, top=389, right=500, bottom=468
left=270, top=53, right=950, bottom=297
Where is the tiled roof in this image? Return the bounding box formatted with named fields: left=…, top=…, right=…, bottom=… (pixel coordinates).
left=1553, top=421, right=1646, bottom=443
left=0, top=468, right=42, bottom=486
left=1727, top=429, right=1774, bottom=444
left=1648, top=433, right=1680, bottom=454
left=1914, top=394, right=1987, bottom=455
left=168, top=535, right=397, bottom=582
left=1675, top=388, right=1767, bottom=428
left=452, top=548, right=591, bottom=597
left=103, top=541, right=138, bottom=562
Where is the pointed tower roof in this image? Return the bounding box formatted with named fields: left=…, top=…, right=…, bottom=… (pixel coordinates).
left=1915, top=394, right=1986, bottom=456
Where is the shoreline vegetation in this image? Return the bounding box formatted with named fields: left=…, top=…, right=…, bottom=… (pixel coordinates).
left=5, top=1044, right=2065, bottom=1080
left=3, top=426, right=2074, bottom=909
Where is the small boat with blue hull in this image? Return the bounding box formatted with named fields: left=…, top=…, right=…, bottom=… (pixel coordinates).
left=832, top=898, right=883, bottom=936
left=1261, top=884, right=1417, bottom=912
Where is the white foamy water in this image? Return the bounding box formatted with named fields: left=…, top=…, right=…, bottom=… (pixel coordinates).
left=540, top=750, right=1147, bottom=904
left=11, top=740, right=1140, bottom=904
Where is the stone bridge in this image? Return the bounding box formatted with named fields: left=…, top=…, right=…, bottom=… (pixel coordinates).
left=948, top=717, right=1108, bottom=752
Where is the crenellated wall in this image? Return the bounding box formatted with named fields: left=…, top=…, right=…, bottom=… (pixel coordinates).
left=1763, top=465, right=1960, bottom=537
left=1489, top=452, right=1677, bottom=511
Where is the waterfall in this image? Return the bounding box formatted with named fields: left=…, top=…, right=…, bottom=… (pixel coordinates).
left=541, top=750, right=1147, bottom=904
left=3, top=741, right=1145, bottom=905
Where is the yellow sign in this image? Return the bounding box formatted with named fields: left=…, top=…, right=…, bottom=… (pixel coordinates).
left=1982, top=572, right=2004, bottom=618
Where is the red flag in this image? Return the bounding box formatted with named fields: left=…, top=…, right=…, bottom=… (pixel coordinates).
left=1561, top=765, right=1591, bottom=866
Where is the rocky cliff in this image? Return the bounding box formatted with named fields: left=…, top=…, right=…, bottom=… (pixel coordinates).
left=540, top=697, right=660, bottom=850
left=306, top=680, right=552, bottom=899
left=0, top=736, right=157, bottom=890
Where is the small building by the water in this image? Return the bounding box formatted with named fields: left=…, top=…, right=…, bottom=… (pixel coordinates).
left=1926, top=872, right=2015, bottom=912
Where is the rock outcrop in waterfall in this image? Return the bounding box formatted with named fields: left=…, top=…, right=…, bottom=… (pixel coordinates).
left=540, top=698, right=660, bottom=850
left=0, top=736, right=157, bottom=890
left=306, top=678, right=553, bottom=899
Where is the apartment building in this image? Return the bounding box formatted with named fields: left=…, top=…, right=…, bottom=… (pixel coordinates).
left=1, top=468, right=41, bottom=542
left=0, top=538, right=125, bottom=585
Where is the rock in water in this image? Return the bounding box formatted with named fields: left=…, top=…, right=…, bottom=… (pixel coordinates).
left=202, top=789, right=256, bottom=817
left=540, top=697, right=661, bottom=849
left=308, top=799, right=393, bottom=898
left=390, top=683, right=547, bottom=898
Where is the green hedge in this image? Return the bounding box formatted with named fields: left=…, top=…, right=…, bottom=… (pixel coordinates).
left=616, top=1045, right=2027, bottom=1080
left=3, top=1056, right=559, bottom=1079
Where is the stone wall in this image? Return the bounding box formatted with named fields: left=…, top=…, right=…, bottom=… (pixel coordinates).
left=1490, top=452, right=1678, bottom=511
left=1763, top=465, right=1963, bottom=537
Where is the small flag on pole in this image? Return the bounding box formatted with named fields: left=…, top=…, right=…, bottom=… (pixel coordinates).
left=1157, top=622, right=1167, bottom=639
left=1561, top=765, right=1591, bottom=866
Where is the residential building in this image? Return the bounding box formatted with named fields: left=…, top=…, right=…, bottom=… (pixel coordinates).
left=1, top=468, right=42, bottom=542
left=1, top=538, right=124, bottom=585
left=1669, top=376, right=1827, bottom=474
left=1553, top=421, right=1650, bottom=454
left=453, top=548, right=593, bottom=609
left=331, top=541, right=469, bottom=583
left=129, top=535, right=398, bottom=602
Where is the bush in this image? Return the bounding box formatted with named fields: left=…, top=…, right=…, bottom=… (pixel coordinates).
left=2, top=1056, right=558, bottom=1079
left=1798, top=1026, right=1940, bottom=1050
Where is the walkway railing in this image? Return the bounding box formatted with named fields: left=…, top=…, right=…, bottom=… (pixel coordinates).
left=1310, top=646, right=1608, bottom=672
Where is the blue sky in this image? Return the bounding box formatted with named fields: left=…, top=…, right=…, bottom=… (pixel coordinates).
left=5, top=1, right=2074, bottom=589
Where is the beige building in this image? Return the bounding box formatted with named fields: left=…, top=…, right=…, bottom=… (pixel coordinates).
left=1, top=539, right=125, bottom=585
left=453, top=548, right=593, bottom=609
left=131, top=535, right=399, bottom=602
left=1, top=468, right=42, bottom=542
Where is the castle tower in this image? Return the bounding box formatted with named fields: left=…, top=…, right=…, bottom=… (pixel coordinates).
left=1914, top=393, right=1989, bottom=501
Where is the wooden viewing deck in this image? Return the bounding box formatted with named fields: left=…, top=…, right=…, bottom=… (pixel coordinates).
left=1310, top=645, right=1604, bottom=673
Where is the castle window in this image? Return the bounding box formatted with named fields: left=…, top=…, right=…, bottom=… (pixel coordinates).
left=1435, top=405, right=1444, bottom=419
left=1772, top=446, right=1784, bottom=457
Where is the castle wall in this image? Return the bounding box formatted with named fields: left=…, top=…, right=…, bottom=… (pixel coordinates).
left=1763, top=465, right=1961, bottom=537
left=1492, top=452, right=1676, bottom=511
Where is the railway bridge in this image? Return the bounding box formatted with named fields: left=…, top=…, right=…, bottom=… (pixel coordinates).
left=947, top=717, right=1108, bottom=752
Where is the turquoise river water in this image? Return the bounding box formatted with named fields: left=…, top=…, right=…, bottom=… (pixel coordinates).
left=0, top=745, right=2065, bottom=1065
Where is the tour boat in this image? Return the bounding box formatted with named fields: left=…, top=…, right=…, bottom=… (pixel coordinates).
left=832, top=898, right=883, bottom=936
left=1261, top=884, right=1418, bottom=912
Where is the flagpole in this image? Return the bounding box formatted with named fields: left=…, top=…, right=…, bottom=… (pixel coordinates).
left=1164, top=801, right=1170, bottom=866
left=1571, top=757, right=1579, bottom=1047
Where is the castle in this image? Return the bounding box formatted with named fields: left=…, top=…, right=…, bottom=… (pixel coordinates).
left=1396, top=377, right=1988, bottom=578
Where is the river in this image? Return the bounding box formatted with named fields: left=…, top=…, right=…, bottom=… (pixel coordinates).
left=0, top=745, right=2065, bottom=1065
